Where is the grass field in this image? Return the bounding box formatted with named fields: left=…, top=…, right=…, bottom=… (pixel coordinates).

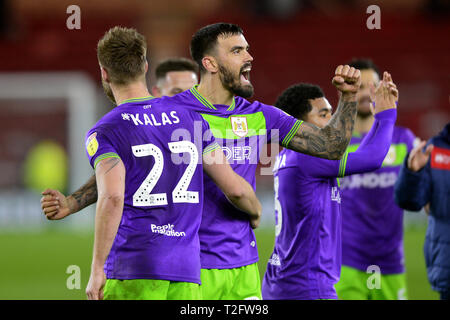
left=0, top=226, right=439, bottom=300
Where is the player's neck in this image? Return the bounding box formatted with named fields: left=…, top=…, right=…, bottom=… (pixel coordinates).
left=354, top=114, right=375, bottom=134
left=197, top=75, right=234, bottom=106
left=113, top=82, right=151, bottom=106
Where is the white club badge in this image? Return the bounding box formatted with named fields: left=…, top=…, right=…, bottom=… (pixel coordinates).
left=383, top=145, right=397, bottom=165
left=230, top=116, right=248, bottom=138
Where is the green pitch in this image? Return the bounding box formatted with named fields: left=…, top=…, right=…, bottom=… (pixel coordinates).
left=0, top=226, right=439, bottom=300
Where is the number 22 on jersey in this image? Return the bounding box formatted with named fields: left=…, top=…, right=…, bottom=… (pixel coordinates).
left=132, top=141, right=199, bottom=206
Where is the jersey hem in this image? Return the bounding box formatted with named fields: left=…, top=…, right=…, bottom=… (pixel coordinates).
left=342, top=261, right=405, bottom=275
left=264, top=293, right=338, bottom=300
left=106, top=273, right=201, bottom=285
left=201, top=257, right=259, bottom=270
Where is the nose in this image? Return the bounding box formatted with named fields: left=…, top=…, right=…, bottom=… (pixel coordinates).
left=245, top=51, right=254, bottom=62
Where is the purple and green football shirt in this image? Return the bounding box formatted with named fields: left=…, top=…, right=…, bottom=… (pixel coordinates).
left=167, top=85, right=302, bottom=269
left=262, top=109, right=397, bottom=300
left=85, top=96, right=219, bottom=284
left=340, top=124, right=416, bottom=275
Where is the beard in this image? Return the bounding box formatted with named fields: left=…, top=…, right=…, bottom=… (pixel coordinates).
left=356, top=95, right=373, bottom=118
left=102, top=79, right=117, bottom=105
left=218, top=64, right=254, bottom=99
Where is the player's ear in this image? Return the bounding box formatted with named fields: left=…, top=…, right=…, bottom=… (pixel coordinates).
left=144, top=60, right=149, bottom=73
left=100, top=66, right=110, bottom=83
left=202, top=56, right=218, bottom=73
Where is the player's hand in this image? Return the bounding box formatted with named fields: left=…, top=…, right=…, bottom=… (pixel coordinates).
left=86, top=267, right=106, bottom=300
left=332, top=65, right=361, bottom=95
left=41, top=189, right=71, bottom=220
left=407, top=140, right=433, bottom=172
left=371, top=71, right=398, bottom=114
left=250, top=212, right=261, bottom=229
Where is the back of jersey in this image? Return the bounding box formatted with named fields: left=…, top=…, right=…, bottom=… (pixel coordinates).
left=85, top=96, right=218, bottom=284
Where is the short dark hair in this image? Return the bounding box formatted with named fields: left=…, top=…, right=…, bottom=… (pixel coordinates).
left=190, top=23, right=244, bottom=73
left=97, top=26, right=147, bottom=85
left=275, top=83, right=325, bottom=120
left=155, top=57, right=199, bottom=83
left=347, top=58, right=380, bottom=76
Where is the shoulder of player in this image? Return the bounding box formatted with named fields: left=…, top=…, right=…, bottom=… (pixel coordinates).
left=87, top=108, right=119, bottom=134
left=392, top=125, right=416, bottom=143
left=234, top=96, right=265, bottom=111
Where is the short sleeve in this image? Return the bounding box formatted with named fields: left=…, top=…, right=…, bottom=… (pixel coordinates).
left=201, top=117, right=220, bottom=155
left=261, top=103, right=303, bottom=147
left=85, top=129, right=120, bottom=169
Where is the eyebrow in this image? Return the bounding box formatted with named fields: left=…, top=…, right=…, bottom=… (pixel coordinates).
left=230, top=45, right=249, bottom=52
left=319, top=107, right=332, bottom=112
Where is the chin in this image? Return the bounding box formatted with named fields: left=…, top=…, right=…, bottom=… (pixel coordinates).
left=357, top=110, right=372, bottom=118
left=234, top=84, right=254, bottom=99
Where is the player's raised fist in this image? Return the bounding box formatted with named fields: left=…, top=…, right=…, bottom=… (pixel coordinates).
left=332, top=65, right=361, bottom=94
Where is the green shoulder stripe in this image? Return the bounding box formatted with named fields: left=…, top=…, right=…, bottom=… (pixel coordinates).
left=94, top=152, right=121, bottom=169
left=282, top=120, right=303, bottom=147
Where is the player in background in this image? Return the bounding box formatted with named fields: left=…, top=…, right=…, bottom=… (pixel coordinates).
left=394, top=123, right=450, bottom=300
left=151, top=57, right=199, bottom=97
left=262, top=75, right=398, bottom=300
left=42, top=23, right=361, bottom=300
left=335, top=58, right=417, bottom=300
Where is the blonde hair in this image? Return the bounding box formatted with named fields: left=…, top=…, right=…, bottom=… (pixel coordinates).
left=97, top=26, right=147, bottom=85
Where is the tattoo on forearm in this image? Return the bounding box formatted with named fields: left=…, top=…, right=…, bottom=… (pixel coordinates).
left=68, top=158, right=120, bottom=213
left=70, top=174, right=98, bottom=213
left=288, top=98, right=357, bottom=160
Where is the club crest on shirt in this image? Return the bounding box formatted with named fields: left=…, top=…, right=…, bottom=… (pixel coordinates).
left=86, top=132, right=98, bottom=157
left=230, top=116, right=248, bottom=138
left=383, top=145, right=397, bottom=165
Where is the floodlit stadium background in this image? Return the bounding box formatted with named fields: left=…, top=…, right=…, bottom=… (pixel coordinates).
left=0, top=0, right=449, bottom=299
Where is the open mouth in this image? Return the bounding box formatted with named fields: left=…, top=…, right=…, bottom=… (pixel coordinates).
left=240, top=66, right=251, bottom=84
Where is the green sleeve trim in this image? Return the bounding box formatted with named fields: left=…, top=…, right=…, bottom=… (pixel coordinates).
left=203, top=142, right=221, bottom=155
left=282, top=120, right=303, bottom=147
left=338, top=151, right=349, bottom=177
left=94, top=152, right=121, bottom=169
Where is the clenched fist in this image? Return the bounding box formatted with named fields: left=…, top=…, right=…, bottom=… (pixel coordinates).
left=332, top=65, right=361, bottom=95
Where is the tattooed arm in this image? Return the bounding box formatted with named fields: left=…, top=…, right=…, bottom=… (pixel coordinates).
left=287, top=65, right=361, bottom=160
left=86, top=157, right=125, bottom=300
left=41, top=174, right=98, bottom=220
